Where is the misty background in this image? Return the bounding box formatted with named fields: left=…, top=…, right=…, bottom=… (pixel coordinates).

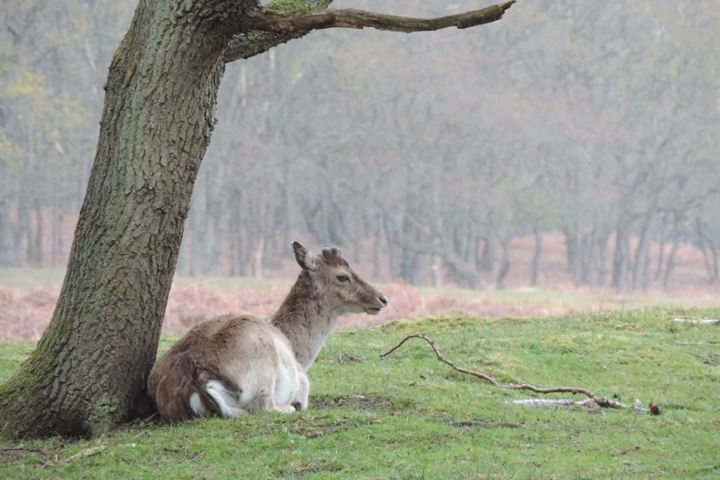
left=1, top=0, right=718, bottom=295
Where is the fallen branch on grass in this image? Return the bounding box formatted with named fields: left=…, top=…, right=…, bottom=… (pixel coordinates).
left=380, top=334, right=625, bottom=410
left=672, top=318, right=720, bottom=325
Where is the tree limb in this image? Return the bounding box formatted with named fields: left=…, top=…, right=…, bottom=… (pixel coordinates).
left=224, top=2, right=515, bottom=62
left=245, top=3, right=516, bottom=35
left=223, top=0, right=333, bottom=62
left=380, top=334, right=625, bottom=410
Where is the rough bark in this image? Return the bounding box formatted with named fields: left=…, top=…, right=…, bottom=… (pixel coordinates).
left=0, top=0, right=514, bottom=438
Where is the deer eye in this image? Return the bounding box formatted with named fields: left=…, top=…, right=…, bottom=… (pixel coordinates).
left=336, top=274, right=351, bottom=283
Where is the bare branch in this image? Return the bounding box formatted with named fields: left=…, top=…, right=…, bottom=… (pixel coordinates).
left=223, top=2, right=514, bottom=62
left=381, top=334, right=499, bottom=384
left=224, top=2, right=514, bottom=62
left=381, top=334, right=625, bottom=410
left=245, top=2, right=515, bottom=35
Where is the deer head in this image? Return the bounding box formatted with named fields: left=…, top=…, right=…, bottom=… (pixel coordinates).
left=292, top=241, right=388, bottom=315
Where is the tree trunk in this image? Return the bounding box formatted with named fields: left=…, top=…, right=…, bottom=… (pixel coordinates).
left=695, top=219, right=717, bottom=284
left=0, top=203, right=18, bottom=267
left=631, top=211, right=654, bottom=290
left=479, top=235, right=495, bottom=272
left=0, top=0, right=231, bottom=438
left=654, top=212, right=670, bottom=282
left=51, top=207, right=64, bottom=266
left=663, top=234, right=680, bottom=290
left=33, top=200, right=44, bottom=266
left=495, top=236, right=511, bottom=289
left=563, top=228, right=576, bottom=273
left=597, top=232, right=609, bottom=286
left=431, top=254, right=444, bottom=287
left=531, top=228, right=542, bottom=286
left=612, top=221, right=630, bottom=293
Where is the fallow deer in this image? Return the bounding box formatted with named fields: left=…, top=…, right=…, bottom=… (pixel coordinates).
left=147, top=242, right=388, bottom=422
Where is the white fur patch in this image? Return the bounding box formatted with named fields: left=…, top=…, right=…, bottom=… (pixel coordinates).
left=206, top=380, right=247, bottom=417
left=189, top=392, right=207, bottom=417
left=305, top=252, right=318, bottom=271
left=272, top=338, right=300, bottom=406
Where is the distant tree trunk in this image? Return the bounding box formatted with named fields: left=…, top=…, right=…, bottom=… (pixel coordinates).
left=709, top=243, right=719, bottom=285
left=51, top=207, right=64, bottom=266
left=479, top=235, right=495, bottom=272
left=694, top=219, right=715, bottom=284
left=495, top=236, right=511, bottom=289
left=612, top=220, right=631, bottom=293
left=443, top=249, right=483, bottom=289
left=631, top=211, right=654, bottom=290
left=17, top=200, right=31, bottom=264
left=597, top=232, right=609, bottom=285
left=531, top=228, right=542, bottom=286
left=252, top=237, right=266, bottom=278
left=32, top=200, right=43, bottom=266
left=655, top=215, right=668, bottom=281
left=572, top=229, right=583, bottom=285
left=372, top=230, right=382, bottom=278
left=563, top=228, right=576, bottom=273
left=229, top=193, right=247, bottom=277
left=663, top=234, right=680, bottom=290
left=0, top=204, right=18, bottom=267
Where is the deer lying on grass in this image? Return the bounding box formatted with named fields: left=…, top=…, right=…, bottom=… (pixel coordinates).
left=148, top=242, right=388, bottom=422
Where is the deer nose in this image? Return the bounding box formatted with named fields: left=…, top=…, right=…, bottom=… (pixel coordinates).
left=378, top=295, right=388, bottom=306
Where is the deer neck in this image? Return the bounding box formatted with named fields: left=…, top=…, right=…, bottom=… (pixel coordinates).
left=271, top=271, right=340, bottom=370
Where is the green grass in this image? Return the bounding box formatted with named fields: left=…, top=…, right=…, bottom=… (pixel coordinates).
left=1, top=308, right=719, bottom=479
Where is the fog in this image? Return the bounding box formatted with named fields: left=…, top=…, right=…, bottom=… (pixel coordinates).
left=1, top=0, right=718, bottom=294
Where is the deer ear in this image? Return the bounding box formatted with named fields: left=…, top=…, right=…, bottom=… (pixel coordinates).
left=292, top=241, right=318, bottom=271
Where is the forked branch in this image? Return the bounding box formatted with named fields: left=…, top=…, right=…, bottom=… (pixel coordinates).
left=380, top=334, right=625, bottom=409
left=245, top=2, right=515, bottom=35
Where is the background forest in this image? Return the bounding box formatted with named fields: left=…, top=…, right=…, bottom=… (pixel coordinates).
left=1, top=0, right=718, bottom=294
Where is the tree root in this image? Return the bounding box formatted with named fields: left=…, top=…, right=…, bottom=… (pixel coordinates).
left=380, top=334, right=625, bottom=410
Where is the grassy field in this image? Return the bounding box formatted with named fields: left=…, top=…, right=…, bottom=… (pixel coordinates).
left=1, top=308, right=719, bottom=479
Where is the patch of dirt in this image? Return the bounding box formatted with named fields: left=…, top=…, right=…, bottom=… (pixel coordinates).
left=448, top=419, right=523, bottom=429
left=697, top=352, right=720, bottom=366
left=275, top=460, right=343, bottom=477
left=0, top=446, right=47, bottom=464
left=311, top=394, right=397, bottom=412
left=289, top=413, right=383, bottom=439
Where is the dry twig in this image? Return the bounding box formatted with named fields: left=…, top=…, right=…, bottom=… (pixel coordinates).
left=380, top=334, right=625, bottom=410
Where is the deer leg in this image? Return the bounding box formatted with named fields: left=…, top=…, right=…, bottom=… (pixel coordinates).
left=204, top=380, right=247, bottom=417
left=248, top=390, right=295, bottom=414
